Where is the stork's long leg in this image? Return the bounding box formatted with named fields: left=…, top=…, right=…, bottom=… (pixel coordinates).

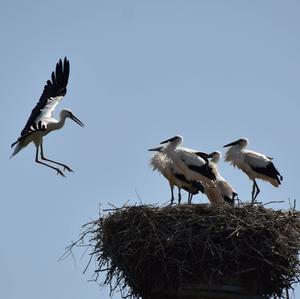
left=251, top=180, right=256, bottom=202
left=40, top=144, right=73, bottom=172
left=170, top=185, right=175, bottom=205
left=178, top=188, right=182, bottom=204
left=253, top=180, right=260, bottom=202
left=35, top=146, right=65, bottom=177
left=188, top=193, right=193, bottom=204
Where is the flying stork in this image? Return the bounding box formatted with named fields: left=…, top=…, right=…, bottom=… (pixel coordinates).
left=223, top=138, right=282, bottom=202
left=11, top=57, right=84, bottom=177
left=149, top=148, right=205, bottom=204
left=149, top=136, right=216, bottom=203
left=207, top=151, right=237, bottom=205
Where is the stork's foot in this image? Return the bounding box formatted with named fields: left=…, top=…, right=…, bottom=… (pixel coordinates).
left=63, top=165, right=74, bottom=172
left=57, top=169, right=66, bottom=177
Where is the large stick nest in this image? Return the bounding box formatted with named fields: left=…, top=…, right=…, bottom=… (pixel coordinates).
left=69, top=204, right=300, bottom=298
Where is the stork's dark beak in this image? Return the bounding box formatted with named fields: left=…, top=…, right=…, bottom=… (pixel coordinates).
left=160, top=137, right=175, bottom=144
left=223, top=140, right=240, bottom=148
left=71, top=114, right=84, bottom=127
left=206, top=153, right=215, bottom=158
left=195, top=152, right=210, bottom=159
left=148, top=146, right=164, bottom=152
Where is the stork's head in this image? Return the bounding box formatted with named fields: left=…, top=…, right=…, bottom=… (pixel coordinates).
left=61, top=109, right=84, bottom=127
left=208, top=151, right=221, bottom=163
left=223, top=138, right=248, bottom=149
left=160, top=135, right=183, bottom=146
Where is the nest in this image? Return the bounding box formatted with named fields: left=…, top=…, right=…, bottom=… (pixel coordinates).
left=68, top=204, right=300, bottom=298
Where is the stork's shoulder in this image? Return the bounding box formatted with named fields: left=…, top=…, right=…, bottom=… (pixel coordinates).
left=244, top=150, right=270, bottom=167
left=178, top=147, right=206, bottom=165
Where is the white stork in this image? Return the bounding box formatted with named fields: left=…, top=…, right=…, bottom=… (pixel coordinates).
left=149, top=136, right=216, bottom=201
left=11, top=57, right=84, bottom=177
left=149, top=148, right=205, bottom=204
left=223, top=138, right=283, bottom=202
left=207, top=151, right=237, bottom=205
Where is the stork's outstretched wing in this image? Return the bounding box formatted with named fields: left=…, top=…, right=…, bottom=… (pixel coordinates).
left=20, top=57, right=70, bottom=136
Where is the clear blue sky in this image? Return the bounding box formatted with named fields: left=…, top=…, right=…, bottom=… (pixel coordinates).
left=1, top=1, right=299, bottom=298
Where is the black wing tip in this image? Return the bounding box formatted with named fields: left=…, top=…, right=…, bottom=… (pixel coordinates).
left=62, top=57, right=70, bottom=73
left=57, top=56, right=69, bottom=65
left=48, top=56, right=70, bottom=96
left=57, top=56, right=70, bottom=73
left=251, top=161, right=283, bottom=184
left=269, top=161, right=283, bottom=183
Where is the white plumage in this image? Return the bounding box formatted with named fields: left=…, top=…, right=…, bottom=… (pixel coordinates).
left=206, top=151, right=237, bottom=205
left=149, top=135, right=216, bottom=204
left=149, top=150, right=204, bottom=204
left=223, top=138, right=282, bottom=202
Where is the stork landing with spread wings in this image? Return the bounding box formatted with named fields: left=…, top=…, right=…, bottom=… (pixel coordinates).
left=11, top=57, right=84, bottom=177
left=223, top=138, right=282, bottom=202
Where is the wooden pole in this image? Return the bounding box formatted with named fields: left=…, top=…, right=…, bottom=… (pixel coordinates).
left=150, top=283, right=265, bottom=299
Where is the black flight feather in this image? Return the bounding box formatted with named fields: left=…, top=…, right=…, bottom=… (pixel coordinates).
left=251, top=162, right=283, bottom=185
left=20, top=57, right=70, bottom=137
left=188, top=163, right=216, bottom=181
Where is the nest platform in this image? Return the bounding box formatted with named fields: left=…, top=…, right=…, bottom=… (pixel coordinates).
left=72, top=204, right=300, bottom=299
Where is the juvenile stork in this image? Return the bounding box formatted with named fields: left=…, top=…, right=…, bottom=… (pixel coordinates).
left=223, top=138, right=283, bottom=202
left=207, top=151, right=237, bottom=205
left=11, top=57, right=84, bottom=176
left=149, top=148, right=205, bottom=204
left=149, top=136, right=216, bottom=204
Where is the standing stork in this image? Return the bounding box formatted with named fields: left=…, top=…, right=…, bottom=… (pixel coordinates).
left=149, top=148, right=205, bottom=204
left=11, top=57, right=84, bottom=177
left=223, top=138, right=283, bottom=202
left=149, top=136, right=216, bottom=203
left=207, top=151, right=237, bottom=205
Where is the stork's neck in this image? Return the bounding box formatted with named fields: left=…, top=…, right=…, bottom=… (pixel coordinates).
left=224, top=146, right=243, bottom=163
left=59, top=113, right=69, bottom=128
left=211, top=156, right=220, bottom=164
left=49, top=114, right=68, bottom=132
left=162, top=142, right=178, bottom=156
